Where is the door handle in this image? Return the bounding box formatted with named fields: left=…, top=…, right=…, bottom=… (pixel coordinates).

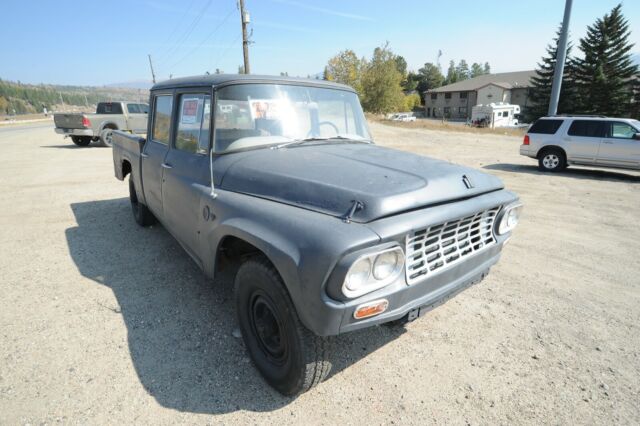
left=141, top=153, right=149, bottom=158
left=161, top=163, right=173, bottom=169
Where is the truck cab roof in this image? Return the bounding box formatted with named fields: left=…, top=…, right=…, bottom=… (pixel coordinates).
left=151, top=74, right=355, bottom=92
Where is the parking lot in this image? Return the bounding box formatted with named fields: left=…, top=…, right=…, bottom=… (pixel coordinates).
left=1, top=121, right=639, bottom=424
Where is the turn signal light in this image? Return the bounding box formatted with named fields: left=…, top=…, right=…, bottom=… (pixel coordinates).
left=82, top=116, right=91, bottom=128
left=523, top=135, right=530, bottom=145
left=354, top=299, right=389, bottom=320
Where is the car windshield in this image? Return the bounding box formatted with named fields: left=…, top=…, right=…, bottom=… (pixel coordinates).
left=214, top=83, right=371, bottom=152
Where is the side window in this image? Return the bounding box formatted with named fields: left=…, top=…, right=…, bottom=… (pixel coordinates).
left=568, top=120, right=604, bottom=138
left=528, top=119, right=563, bottom=134
left=127, top=103, right=140, bottom=113
left=175, top=94, right=211, bottom=154
left=609, top=122, right=636, bottom=139
left=138, top=104, right=149, bottom=114
left=151, top=95, right=173, bottom=144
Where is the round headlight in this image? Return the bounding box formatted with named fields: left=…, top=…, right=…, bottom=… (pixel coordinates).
left=373, top=250, right=400, bottom=280
left=345, top=258, right=371, bottom=291
left=498, top=203, right=523, bottom=234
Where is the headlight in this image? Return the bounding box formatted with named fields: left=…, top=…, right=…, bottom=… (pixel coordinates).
left=342, top=247, right=404, bottom=298
left=497, top=202, right=523, bottom=235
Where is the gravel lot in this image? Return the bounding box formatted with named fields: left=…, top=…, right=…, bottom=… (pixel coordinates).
left=1, top=122, right=639, bottom=424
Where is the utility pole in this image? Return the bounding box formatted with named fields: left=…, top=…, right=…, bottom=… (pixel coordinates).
left=239, top=0, right=251, bottom=74
left=548, top=0, right=573, bottom=116
left=148, top=54, right=157, bottom=84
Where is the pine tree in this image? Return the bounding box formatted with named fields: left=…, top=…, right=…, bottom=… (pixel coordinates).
left=527, top=26, right=577, bottom=121
left=571, top=4, right=638, bottom=116
left=455, top=60, right=470, bottom=81
left=445, top=60, right=457, bottom=85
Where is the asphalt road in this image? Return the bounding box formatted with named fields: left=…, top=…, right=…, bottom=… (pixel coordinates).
left=1, top=122, right=639, bottom=424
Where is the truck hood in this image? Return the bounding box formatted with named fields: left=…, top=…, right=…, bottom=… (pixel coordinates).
left=219, top=143, right=504, bottom=223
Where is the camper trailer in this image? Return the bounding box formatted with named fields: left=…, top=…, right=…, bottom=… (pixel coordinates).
left=471, top=103, right=521, bottom=128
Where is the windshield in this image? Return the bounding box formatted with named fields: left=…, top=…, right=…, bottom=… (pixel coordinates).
left=214, top=83, right=371, bottom=152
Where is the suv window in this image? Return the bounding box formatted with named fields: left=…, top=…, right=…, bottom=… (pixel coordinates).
left=568, top=120, right=605, bottom=138
left=528, top=119, right=563, bottom=134
left=175, top=94, right=211, bottom=154
left=126, top=103, right=140, bottom=114
left=608, top=122, right=637, bottom=139
left=138, top=104, right=149, bottom=114
left=151, top=95, right=173, bottom=144
left=96, top=102, right=123, bottom=114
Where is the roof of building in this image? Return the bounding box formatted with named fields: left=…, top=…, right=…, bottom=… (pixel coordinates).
left=427, top=70, right=536, bottom=93
left=152, top=74, right=354, bottom=91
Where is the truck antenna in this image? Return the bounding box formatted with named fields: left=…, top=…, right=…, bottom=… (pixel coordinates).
left=148, top=54, right=157, bottom=84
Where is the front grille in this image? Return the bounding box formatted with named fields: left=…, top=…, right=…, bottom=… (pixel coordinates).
left=405, top=207, right=500, bottom=285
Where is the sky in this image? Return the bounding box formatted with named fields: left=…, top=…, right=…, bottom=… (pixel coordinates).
left=1, top=0, right=639, bottom=87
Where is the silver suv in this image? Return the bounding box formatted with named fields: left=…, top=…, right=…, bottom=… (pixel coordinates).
left=520, top=116, right=640, bottom=172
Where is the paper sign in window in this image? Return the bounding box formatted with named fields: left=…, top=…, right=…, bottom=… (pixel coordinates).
left=181, top=98, right=200, bottom=124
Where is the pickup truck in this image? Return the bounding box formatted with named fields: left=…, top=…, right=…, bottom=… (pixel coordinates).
left=54, top=101, right=148, bottom=147
left=112, top=74, right=522, bottom=396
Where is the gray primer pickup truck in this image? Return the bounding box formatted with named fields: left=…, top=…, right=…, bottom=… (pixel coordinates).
left=112, top=74, right=522, bottom=395
left=54, top=101, right=148, bottom=147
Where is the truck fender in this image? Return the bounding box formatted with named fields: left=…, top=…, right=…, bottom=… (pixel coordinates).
left=98, top=120, right=119, bottom=133
left=206, top=219, right=311, bottom=327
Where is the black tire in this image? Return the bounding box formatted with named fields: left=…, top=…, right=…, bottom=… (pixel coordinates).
left=235, top=256, right=332, bottom=396
left=129, top=175, right=156, bottom=226
left=538, top=148, right=567, bottom=172
left=98, top=128, right=114, bottom=147
left=70, top=136, right=91, bottom=147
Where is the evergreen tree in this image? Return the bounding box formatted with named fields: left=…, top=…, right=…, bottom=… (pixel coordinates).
left=571, top=4, right=638, bottom=116
left=470, top=63, right=484, bottom=78
left=527, top=26, right=577, bottom=121
left=445, top=60, right=457, bottom=85
left=455, top=60, right=470, bottom=81
left=483, top=62, right=491, bottom=74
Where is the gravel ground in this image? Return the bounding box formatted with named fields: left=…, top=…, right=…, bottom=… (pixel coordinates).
left=1, top=122, right=639, bottom=424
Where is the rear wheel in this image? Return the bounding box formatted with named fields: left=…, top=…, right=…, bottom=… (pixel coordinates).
left=235, top=256, right=332, bottom=396
left=129, top=175, right=156, bottom=226
left=98, top=128, right=114, bottom=147
left=71, top=136, right=91, bottom=147
left=538, top=148, right=567, bottom=172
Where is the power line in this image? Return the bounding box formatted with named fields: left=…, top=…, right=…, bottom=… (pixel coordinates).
left=156, top=0, right=213, bottom=66
left=167, top=7, right=235, bottom=71
left=211, top=33, right=242, bottom=72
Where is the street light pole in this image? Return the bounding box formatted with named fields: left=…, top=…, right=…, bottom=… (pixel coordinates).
left=548, top=0, right=573, bottom=116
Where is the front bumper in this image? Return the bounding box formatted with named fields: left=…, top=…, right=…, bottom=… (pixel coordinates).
left=55, top=128, right=94, bottom=137
left=336, top=242, right=503, bottom=333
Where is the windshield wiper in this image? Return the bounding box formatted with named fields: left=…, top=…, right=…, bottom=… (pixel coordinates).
left=273, top=136, right=371, bottom=150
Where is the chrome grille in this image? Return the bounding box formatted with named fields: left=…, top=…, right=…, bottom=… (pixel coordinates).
left=405, top=207, right=500, bottom=285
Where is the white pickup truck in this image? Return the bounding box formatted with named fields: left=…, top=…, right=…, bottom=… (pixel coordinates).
left=54, top=101, right=148, bottom=147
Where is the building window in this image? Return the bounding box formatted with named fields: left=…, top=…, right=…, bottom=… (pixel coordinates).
left=459, top=92, right=468, bottom=99
left=445, top=92, right=451, bottom=99
left=459, top=107, right=467, bottom=115
left=431, top=93, right=437, bottom=100
left=444, top=107, right=451, bottom=116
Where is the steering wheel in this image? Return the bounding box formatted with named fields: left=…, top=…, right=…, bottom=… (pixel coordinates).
left=307, top=121, right=339, bottom=138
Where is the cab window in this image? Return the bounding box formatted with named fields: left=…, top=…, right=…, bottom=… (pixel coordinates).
left=175, top=94, right=211, bottom=154
left=151, top=95, right=173, bottom=144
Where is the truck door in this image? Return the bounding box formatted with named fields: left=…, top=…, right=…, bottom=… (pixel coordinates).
left=125, top=103, right=148, bottom=134
left=161, top=92, right=212, bottom=259
left=141, top=93, right=173, bottom=219
left=596, top=121, right=640, bottom=169
left=563, top=120, right=605, bottom=164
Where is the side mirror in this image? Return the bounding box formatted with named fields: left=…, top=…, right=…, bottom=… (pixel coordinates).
left=634, top=133, right=640, bottom=140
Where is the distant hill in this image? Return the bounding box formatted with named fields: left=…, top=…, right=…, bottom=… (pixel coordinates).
left=0, top=78, right=149, bottom=115
left=105, top=80, right=153, bottom=90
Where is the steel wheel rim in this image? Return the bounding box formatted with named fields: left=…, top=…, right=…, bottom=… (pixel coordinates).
left=249, top=293, right=287, bottom=365
left=543, top=154, right=559, bottom=169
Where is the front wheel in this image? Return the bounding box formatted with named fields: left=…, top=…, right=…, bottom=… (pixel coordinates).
left=538, top=148, right=567, bottom=172
left=235, top=256, right=332, bottom=396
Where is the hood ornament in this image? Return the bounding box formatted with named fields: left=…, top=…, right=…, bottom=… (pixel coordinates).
left=462, top=175, right=474, bottom=189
